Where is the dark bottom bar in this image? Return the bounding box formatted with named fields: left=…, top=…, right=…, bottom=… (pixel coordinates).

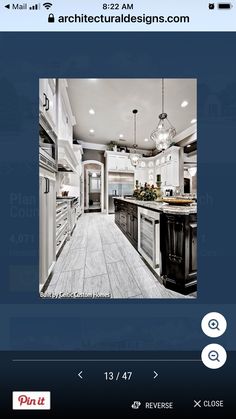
left=1, top=351, right=235, bottom=416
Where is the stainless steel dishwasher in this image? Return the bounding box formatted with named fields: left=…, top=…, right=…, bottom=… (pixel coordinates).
left=138, top=207, right=160, bottom=274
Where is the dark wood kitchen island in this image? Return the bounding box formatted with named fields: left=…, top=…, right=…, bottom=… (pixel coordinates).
left=114, top=198, right=197, bottom=295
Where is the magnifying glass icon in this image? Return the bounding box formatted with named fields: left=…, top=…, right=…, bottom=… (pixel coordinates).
left=208, top=350, right=220, bottom=362
left=208, top=319, right=220, bottom=331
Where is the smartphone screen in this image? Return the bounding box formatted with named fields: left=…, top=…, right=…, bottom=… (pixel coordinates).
left=0, top=0, right=235, bottom=415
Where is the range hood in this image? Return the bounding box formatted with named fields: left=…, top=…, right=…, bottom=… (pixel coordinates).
left=58, top=140, right=78, bottom=173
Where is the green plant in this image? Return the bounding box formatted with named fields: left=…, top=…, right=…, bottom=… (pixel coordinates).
left=107, top=141, right=118, bottom=151
left=133, top=185, right=158, bottom=201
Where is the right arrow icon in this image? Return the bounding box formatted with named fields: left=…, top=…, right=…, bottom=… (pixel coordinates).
left=153, top=371, right=159, bottom=379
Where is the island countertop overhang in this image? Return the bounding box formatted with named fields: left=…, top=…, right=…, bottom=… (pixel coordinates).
left=113, top=197, right=197, bottom=215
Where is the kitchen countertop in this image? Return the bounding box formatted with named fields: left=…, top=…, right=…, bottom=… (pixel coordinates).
left=113, top=197, right=197, bottom=215
left=56, top=196, right=78, bottom=200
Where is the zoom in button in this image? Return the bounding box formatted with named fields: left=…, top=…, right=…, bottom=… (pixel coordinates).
left=201, top=312, right=227, bottom=338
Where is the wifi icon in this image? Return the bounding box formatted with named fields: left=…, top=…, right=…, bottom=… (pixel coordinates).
left=43, top=2, right=52, bottom=9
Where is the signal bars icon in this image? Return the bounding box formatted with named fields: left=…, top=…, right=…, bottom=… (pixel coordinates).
left=29, top=3, right=40, bottom=9
left=43, top=2, right=53, bottom=9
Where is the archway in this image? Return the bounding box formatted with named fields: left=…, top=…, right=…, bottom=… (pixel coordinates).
left=82, top=160, right=104, bottom=213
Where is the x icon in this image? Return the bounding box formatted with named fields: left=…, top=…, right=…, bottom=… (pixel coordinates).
left=194, top=400, right=201, bottom=408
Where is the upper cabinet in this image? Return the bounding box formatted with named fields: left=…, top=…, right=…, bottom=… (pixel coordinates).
left=105, top=151, right=134, bottom=172
left=39, top=79, right=57, bottom=132
left=106, top=147, right=182, bottom=188
left=136, top=146, right=182, bottom=188
left=135, top=166, right=148, bottom=186
left=57, top=79, right=76, bottom=147
left=159, top=146, right=181, bottom=187
left=39, top=78, right=81, bottom=175
left=56, top=80, right=80, bottom=172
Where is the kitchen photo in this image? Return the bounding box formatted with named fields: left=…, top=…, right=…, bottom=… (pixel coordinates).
left=39, top=78, right=197, bottom=299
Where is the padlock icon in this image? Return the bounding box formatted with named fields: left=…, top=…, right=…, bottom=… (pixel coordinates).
left=48, top=13, right=55, bottom=23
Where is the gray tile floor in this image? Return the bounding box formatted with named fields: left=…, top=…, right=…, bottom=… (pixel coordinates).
left=44, top=213, right=194, bottom=299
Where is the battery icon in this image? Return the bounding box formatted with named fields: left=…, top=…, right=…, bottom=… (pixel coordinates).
left=218, top=3, right=233, bottom=8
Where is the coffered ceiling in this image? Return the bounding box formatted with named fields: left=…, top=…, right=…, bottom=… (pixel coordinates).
left=67, top=78, right=197, bottom=150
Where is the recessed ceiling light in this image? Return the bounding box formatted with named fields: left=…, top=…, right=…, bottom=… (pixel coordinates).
left=89, top=129, right=95, bottom=134
left=187, top=144, right=191, bottom=148
left=191, top=118, right=197, bottom=124
left=89, top=109, right=95, bottom=115
left=144, top=138, right=149, bottom=142
left=119, top=134, right=124, bottom=138
left=181, top=100, right=189, bottom=108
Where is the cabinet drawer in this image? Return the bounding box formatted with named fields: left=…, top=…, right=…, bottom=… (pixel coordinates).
left=56, top=204, right=68, bottom=213
left=56, top=218, right=68, bottom=236
left=56, top=224, right=68, bottom=255
left=56, top=202, right=68, bottom=221
left=56, top=211, right=68, bottom=225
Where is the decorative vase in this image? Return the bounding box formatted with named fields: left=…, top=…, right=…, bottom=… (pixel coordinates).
left=155, top=181, right=163, bottom=201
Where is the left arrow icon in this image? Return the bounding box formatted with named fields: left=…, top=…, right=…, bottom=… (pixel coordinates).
left=5, top=4, right=10, bottom=8
left=78, top=371, right=83, bottom=379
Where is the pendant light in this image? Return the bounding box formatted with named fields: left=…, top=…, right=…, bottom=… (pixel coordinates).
left=150, top=79, right=176, bottom=151
left=129, top=109, right=141, bottom=167
left=188, top=167, right=197, bottom=177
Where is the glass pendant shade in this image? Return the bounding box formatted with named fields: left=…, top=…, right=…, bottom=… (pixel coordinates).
left=130, top=146, right=141, bottom=167
left=150, top=79, right=176, bottom=151
left=150, top=116, right=176, bottom=151
left=129, top=109, right=141, bottom=167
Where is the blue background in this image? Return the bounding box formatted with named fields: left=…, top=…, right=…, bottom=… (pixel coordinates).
left=0, top=32, right=235, bottom=351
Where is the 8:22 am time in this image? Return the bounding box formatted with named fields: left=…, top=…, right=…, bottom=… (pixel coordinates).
left=102, top=3, right=134, bottom=10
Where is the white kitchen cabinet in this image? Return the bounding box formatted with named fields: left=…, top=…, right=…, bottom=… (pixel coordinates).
left=136, top=158, right=155, bottom=186
left=160, top=164, right=166, bottom=186
left=165, top=162, right=172, bottom=186
left=39, top=168, right=56, bottom=289
left=73, top=144, right=83, bottom=175
left=57, top=79, right=76, bottom=147
left=39, top=79, right=57, bottom=132
left=161, top=163, right=172, bottom=186
left=135, top=148, right=181, bottom=187
left=155, top=146, right=181, bottom=187
left=135, top=167, right=148, bottom=186
left=125, top=156, right=134, bottom=171
left=56, top=200, right=69, bottom=256
left=116, top=155, right=126, bottom=171
left=105, top=151, right=134, bottom=172
left=160, top=160, right=180, bottom=187
left=107, top=155, right=117, bottom=170
left=39, top=79, right=46, bottom=112
left=61, top=99, right=72, bottom=142
left=148, top=168, right=154, bottom=183
left=58, top=95, right=73, bottom=146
